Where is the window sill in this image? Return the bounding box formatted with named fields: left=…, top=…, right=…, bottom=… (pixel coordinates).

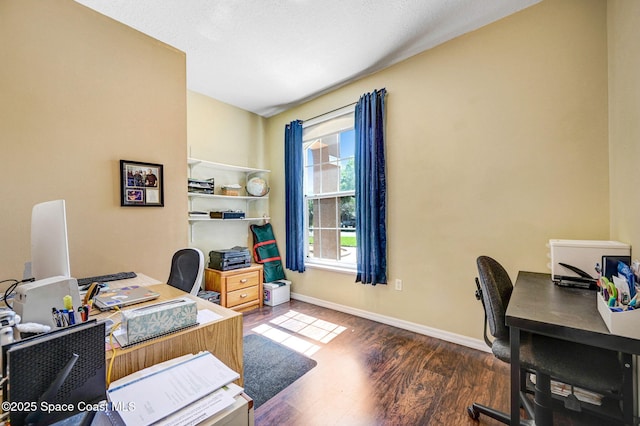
left=305, top=260, right=356, bottom=275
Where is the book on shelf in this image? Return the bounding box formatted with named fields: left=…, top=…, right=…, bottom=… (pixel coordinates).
left=188, top=178, right=214, bottom=194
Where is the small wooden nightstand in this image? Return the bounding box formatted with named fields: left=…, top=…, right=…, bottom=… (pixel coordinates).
left=204, top=264, right=263, bottom=312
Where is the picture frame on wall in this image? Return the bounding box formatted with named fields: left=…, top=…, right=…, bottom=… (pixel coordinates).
left=120, top=160, right=164, bottom=207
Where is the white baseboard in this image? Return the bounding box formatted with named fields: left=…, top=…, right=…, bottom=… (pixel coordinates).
left=290, top=292, right=491, bottom=353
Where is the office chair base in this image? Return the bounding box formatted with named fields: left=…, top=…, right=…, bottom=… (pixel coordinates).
left=467, top=391, right=535, bottom=426
left=466, top=404, right=481, bottom=421
left=468, top=403, right=518, bottom=424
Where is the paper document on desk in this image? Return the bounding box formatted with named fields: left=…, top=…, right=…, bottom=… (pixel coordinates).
left=107, top=351, right=239, bottom=425
left=197, top=308, right=223, bottom=324
left=155, top=383, right=244, bottom=426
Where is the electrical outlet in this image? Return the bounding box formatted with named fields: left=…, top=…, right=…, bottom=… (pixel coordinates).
left=395, top=278, right=402, bottom=291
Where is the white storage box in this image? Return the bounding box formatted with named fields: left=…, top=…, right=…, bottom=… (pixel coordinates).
left=596, top=294, right=640, bottom=339
left=549, top=240, right=630, bottom=281
left=263, top=280, right=291, bottom=306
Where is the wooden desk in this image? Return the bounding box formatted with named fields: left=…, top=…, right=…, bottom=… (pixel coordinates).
left=92, top=277, right=243, bottom=386
left=506, top=272, right=640, bottom=425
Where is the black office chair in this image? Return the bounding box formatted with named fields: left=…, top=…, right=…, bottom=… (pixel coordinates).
left=167, top=248, right=204, bottom=295
left=468, top=256, right=626, bottom=425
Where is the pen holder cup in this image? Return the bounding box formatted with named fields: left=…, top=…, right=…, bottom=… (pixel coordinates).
left=597, top=295, right=640, bottom=339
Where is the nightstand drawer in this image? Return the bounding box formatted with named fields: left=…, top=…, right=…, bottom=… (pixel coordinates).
left=227, top=286, right=259, bottom=308
left=227, top=270, right=260, bottom=292
left=204, top=265, right=263, bottom=312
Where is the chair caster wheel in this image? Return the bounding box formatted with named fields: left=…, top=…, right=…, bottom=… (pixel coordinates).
left=467, top=405, right=480, bottom=420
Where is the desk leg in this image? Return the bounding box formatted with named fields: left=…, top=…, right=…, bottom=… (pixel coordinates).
left=510, top=326, right=521, bottom=425
left=622, top=353, right=633, bottom=425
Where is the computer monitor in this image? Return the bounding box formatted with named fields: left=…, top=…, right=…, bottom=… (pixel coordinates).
left=16, top=200, right=80, bottom=327
left=30, top=199, right=71, bottom=280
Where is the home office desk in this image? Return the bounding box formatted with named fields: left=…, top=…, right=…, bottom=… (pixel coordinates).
left=1, top=275, right=250, bottom=425
left=91, top=274, right=244, bottom=385
left=506, top=271, right=640, bottom=425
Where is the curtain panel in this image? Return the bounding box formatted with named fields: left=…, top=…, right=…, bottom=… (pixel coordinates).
left=355, top=89, right=388, bottom=285
left=284, top=120, right=305, bottom=273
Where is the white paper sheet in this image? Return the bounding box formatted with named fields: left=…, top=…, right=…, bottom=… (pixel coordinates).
left=107, top=351, right=239, bottom=425
left=197, top=309, right=223, bottom=324
left=154, top=385, right=242, bottom=426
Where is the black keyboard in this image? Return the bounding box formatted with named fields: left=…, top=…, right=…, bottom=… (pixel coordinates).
left=77, top=272, right=137, bottom=287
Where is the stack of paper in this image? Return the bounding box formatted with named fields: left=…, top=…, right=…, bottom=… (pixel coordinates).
left=107, top=352, right=242, bottom=425
left=530, top=374, right=603, bottom=406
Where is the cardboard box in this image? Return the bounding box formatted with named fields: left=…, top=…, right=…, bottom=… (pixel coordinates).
left=596, top=294, right=640, bottom=339
left=264, top=280, right=291, bottom=306
left=549, top=240, right=630, bottom=281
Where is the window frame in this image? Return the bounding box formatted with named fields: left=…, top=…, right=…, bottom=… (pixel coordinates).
left=302, top=105, right=356, bottom=272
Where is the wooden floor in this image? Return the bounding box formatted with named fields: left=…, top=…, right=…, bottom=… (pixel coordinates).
left=243, top=300, right=616, bottom=426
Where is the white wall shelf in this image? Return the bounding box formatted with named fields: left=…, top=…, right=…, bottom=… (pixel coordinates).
left=187, top=158, right=270, bottom=243
left=188, top=217, right=270, bottom=222
left=188, top=193, right=269, bottom=201
left=187, top=158, right=270, bottom=175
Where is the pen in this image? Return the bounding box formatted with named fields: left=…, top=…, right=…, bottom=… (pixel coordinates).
left=62, top=309, right=74, bottom=325
left=64, top=295, right=75, bottom=325
left=51, top=308, right=62, bottom=327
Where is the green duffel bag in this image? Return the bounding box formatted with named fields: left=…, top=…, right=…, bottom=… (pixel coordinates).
left=250, top=223, right=286, bottom=283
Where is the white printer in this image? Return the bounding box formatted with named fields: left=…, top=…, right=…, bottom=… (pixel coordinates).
left=548, top=239, right=631, bottom=285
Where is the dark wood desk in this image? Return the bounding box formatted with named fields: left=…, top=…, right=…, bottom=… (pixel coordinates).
left=506, top=271, right=640, bottom=425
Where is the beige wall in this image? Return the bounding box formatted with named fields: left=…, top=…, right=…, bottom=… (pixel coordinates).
left=186, top=92, right=267, bottom=253
left=1, top=0, right=622, bottom=343
left=0, top=0, right=187, bottom=282
left=265, top=0, right=610, bottom=340
left=608, top=0, right=640, bottom=255
left=187, top=91, right=267, bottom=170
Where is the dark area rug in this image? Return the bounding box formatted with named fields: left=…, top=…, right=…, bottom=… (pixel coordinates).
left=243, top=333, right=317, bottom=408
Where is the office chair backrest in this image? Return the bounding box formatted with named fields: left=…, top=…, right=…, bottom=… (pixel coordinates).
left=167, top=248, right=204, bottom=295
left=476, top=256, right=513, bottom=341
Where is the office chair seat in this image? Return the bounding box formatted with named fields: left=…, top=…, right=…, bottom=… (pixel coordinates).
left=469, top=256, right=625, bottom=425
left=167, top=248, right=204, bottom=295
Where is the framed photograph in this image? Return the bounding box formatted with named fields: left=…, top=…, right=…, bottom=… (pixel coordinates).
left=120, top=160, right=164, bottom=207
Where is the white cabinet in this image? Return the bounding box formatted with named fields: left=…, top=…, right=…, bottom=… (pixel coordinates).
left=187, top=158, right=270, bottom=242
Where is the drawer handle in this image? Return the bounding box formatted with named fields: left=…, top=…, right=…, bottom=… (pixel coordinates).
left=240, top=279, right=248, bottom=283
left=240, top=293, right=248, bottom=298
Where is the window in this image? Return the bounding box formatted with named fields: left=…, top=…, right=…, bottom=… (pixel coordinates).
left=303, top=106, right=356, bottom=270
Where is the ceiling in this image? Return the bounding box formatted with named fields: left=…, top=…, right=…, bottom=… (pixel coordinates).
left=74, top=0, right=540, bottom=117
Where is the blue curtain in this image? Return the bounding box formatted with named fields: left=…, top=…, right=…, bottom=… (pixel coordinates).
left=355, top=89, right=387, bottom=285
left=284, top=120, right=305, bottom=273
